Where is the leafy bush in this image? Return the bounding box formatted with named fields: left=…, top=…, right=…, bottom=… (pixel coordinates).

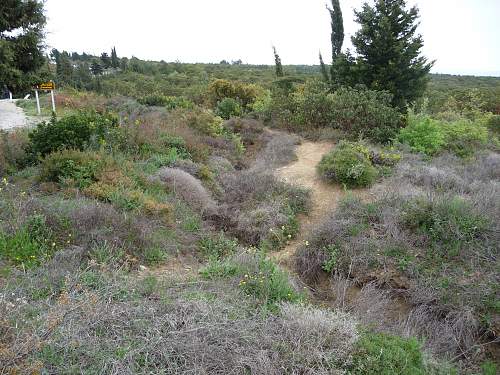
left=441, top=119, right=488, bottom=158
left=185, top=109, right=224, bottom=137
left=350, top=332, right=427, bottom=375
left=207, top=79, right=262, bottom=109
left=28, top=111, right=118, bottom=157
left=0, top=129, right=29, bottom=174
left=292, top=83, right=402, bottom=143
left=486, top=114, right=500, bottom=135
left=317, top=141, right=378, bottom=187
left=402, top=196, right=489, bottom=256
left=398, top=115, right=446, bottom=155
left=39, top=150, right=106, bottom=188
left=215, top=98, right=242, bottom=119
left=399, top=114, right=488, bottom=157
left=138, top=94, right=193, bottom=109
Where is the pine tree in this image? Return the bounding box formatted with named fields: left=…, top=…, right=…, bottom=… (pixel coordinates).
left=273, top=46, right=284, bottom=77
left=352, top=0, right=433, bottom=109
left=100, top=52, right=111, bottom=69
left=327, top=0, right=344, bottom=61
left=319, top=52, right=330, bottom=82
left=90, top=61, right=103, bottom=76
left=0, top=0, right=47, bottom=93
left=111, top=47, right=119, bottom=68
left=57, top=52, right=74, bottom=84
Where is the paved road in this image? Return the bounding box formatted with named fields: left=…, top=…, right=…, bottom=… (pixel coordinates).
left=0, top=99, right=30, bottom=130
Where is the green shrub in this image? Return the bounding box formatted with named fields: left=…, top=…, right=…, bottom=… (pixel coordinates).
left=441, top=119, right=488, bottom=158
left=350, top=332, right=426, bottom=375
left=486, top=114, right=500, bottom=135
left=186, top=109, right=224, bottom=137
left=138, top=94, right=193, bottom=109
left=317, top=141, right=378, bottom=187
left=215, top=98, right=242, bottom=119
left=207, top=79, right=262, bottom=109
left=292, top=83, right=401, bottom=143
left=28, top=111, right=118, bottom=157
left=39, top=150, right=106, bottom=188
left=398, top=115, right=446, bottom=155
left=402, top=196, right=489, bottom=256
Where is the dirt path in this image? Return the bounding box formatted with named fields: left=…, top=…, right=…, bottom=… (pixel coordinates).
left=0, top=100, right=29, bottom=130
left=271, top=140, right=343, bottom=267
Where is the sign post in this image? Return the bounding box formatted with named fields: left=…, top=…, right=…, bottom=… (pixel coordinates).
left=50, top=89, right=56, bottom=112
left=33, top=81, right=56, bottom=115
left=35, top=89, right=41, bottom=115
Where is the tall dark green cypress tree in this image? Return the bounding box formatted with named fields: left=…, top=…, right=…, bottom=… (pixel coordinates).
left=111, top=47, right=119, bottom=68
left=319, top=52, right=330, bottom=82
left=352, top=0, right=433, bottom=109
left=327, top=0, right=344, bottom=61
left=273, top=46, right=284, bottom=77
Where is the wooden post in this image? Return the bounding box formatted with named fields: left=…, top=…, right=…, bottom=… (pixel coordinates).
left=9, top=91, right=12, bottom=102
left=50, top=89, right=56, bottom=113
left=35, top=89, right=41, bottom=115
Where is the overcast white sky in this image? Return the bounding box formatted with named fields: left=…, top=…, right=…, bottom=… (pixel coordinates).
left=45, top=0, right=500, bottom=76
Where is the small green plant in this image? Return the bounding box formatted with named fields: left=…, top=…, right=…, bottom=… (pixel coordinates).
left=0, top=215, right=54, bottom=268
left=199, top=259, right=241, bottom=279
left=321, top=244, right=339, bottom=273
left=215, top=97, right=242, bottom=120
left=318, top=141, right=378, bottom=187
left=350, top=332, right=426, bottom=375
left=143, top=247, right=168, bottom=265
left=481, top=360, right=498, bottom=375
left=398, top=115, right=446, bottom=155
left=199, top=232, right=238, bottom=261
left=238, top=256, right=301, bottom=310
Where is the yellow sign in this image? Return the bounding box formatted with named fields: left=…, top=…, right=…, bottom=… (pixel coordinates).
left=34, top=82, right=55, bottom=90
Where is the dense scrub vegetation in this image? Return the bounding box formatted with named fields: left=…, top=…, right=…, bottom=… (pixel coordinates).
left=1, top=0, right=499, bottom=373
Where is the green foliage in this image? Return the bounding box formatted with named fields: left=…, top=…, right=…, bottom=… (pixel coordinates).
left=399, top=114, right=488, bottom=157
left=215, top=97, right=242, bottom=119
left=292, top=83, right=401, bottom=143
left=352, top=0, right=433, bottom=109
left=273, top=46, right=284, bottom=77
left=28, top=111, right=119, bottom=157
left=321, top=244, right=339, bottom=272
left=39, top=149, right=105, bottom=188
left=138, top=93, right=193, bottom=109
left=238, top=255, right=301, bottom=309
left=398, top=115, right=446, bottom=155
left=0, top=215, right=54, bottom=267
left=199, top=232, right=238, bottom=261
left=327, top=0, right=344, bottom=60
left=186, top=109, right=224, bottom=137
left=402, top=196, right=489, bottom=256
left=441, top=119, right=488, bottom=158
left=350, top=332, right=426, bottom=375
left=318, top=141, right=378, bottom=188
left=481, top=361, right=498, bottom=375
left=207, top=79, right=262, bottom=109
left=486, top=114, right=500, bottom=135
left=0, top=0, right=47, bottom=93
